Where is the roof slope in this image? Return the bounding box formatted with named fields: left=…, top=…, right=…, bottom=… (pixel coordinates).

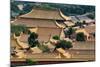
left=19, top=8, right=64, bottom=20
left=14, top=18, right=58, bottom=28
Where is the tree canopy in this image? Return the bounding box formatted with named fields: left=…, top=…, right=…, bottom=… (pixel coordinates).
left=28, top=32, right=39, bottom=47
left=52, top=35, right=60, bottom=40
left=76, top=32, right=85, bottom=41
left=11, top=1, right=95, bottom=18
left=55, top=40, right=73, bottom=49
left=11, top=24, right=29, bottom=36
left=64, top=27, right=75, bottom=38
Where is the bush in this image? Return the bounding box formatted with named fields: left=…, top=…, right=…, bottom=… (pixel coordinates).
left=56, top=40, right=73, bottom=49
left=15, top=31, right=20, bottom=36
left=75, top=21, right=83, bottom=27
left=28, top=32, right=39, bottom=47
left=86, top=13, right=95, bottom=19
left=26, top=59, right=38, bottom=65
left=76, top=32, right=85, bottom=41
left=11, top=24, right=29, bottom=36
left=83, top=20, right=86, bottom=24
left=64, top=27, right=75, bottom=38
left=52, top=35, right=60, bottom=40
left=38, top=44, right=50, bottom=53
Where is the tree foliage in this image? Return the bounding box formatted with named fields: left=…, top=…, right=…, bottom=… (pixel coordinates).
left=55, top=40, right=73, bottom=49
left=28, top=32, right=39, bottom=47
left=52, top=35, right=60, bottom=40
left=11, top=1, right=95, bottom=18
left=26, top=59, right=38, bottom=65
left=38, top=45, right=50, bottom=53
left=11, top=24, right=28, bottom=36
left=76, top=32, right=85, bottom=41
left=86, top=13, right=95, bottom=19
left=64, top=27, right=75, bottom=38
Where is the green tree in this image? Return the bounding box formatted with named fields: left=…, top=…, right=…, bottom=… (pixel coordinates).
left=55, top=40, right=73, bottom=49
left=75, top=21, right=83, bottom=27
left=52, top=35, right=60, bottom=40
left=11, top=24, right=29, bottom=36
left=86, top=13, right=95, bottom=19
left=28, top=32, right=39, bottom=47
left=76, top=32, right=85, bottom=41
left=38, top=44, right=50, bottom=53
left=11, top=1, right=95, bottom=18
left=64, top=27, right=75, bottom=38
left=26, top=59, right=38, bottom=65
left=83, top=20, right=86, bottom=24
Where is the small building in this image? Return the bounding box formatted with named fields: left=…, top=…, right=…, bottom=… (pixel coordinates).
left=70, top=15, right=95, bottom=24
